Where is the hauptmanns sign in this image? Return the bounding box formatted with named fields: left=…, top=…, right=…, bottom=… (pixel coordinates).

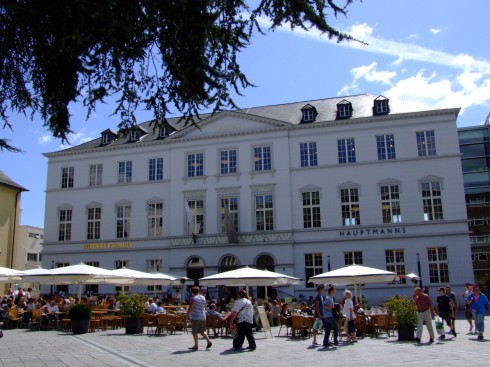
left=83, top=242, right=133, bottom=250
left=339, top=227, right=406, bottom=237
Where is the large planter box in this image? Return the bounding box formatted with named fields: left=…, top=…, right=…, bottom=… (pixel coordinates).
left=397, top=324, right=415, bottom=341
left=125, top=318, right=144, bottom=334
left=71, top=319, right=90, bottom=334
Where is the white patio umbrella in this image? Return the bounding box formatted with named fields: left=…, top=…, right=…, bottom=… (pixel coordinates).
left=0, top=266, right=24, bottom=282
left=110, top=267, right=175, bottom=286
left=309, top=264, right=397, bottom=307
left=199, top=266, right=302, bottom=297
left=21, top=262, right=133, bottom=301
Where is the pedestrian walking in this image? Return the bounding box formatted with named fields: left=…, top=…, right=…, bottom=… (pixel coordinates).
left=413, top=287, right=435, bottom=343
left=467, top=284, right=490, bottom=340
left=187, top=286, right=212, bottom=350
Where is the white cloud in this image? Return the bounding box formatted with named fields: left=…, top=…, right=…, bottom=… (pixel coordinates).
left=429, top=28, right=442, bottom=35
left=37, top=135, right=52, bottom=144
left=255, top=18, right=490, bottom=75
left=59, top=128, right=97, bottom=150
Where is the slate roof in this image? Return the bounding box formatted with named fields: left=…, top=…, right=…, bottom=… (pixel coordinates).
left=52, top=94, right=448, bottom=154
left=0, top=170, right=28, bottom=191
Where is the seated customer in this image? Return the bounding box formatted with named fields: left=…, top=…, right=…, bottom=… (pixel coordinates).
left=207, top=304, right=226, bottom=337
left=281, top=303, right=293, bottom=326
left=155, top=302, right=166, bottom=314
left=146, top=298, right=158, bottom=314
left=299, top=301, right=314, bottom=316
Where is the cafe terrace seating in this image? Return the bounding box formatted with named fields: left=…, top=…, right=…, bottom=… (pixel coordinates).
left=291, top=315, right=310, bottom=340
left=277, top=315, right=290, bottom=336
left=7, top=308, right=22, bottom=329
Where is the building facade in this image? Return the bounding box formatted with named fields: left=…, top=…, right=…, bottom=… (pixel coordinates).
left=41, top=94, right=474, bottom=305
left=0, top=170, right=28, bottom=294
left=459, top=125, right=490, bottom=290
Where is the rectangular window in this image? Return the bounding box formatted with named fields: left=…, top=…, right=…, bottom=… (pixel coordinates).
left=303, top=109, right=314, bottom=121
left=118, top=161, right=132, bottom=183
left=305, top=253, right=323, bottom=288
left=376, top=134, right=396, bottom=160
left=422, top=182, right=443, bottom=221
left=337, top=138, right=356, bottom=164
left=344, top=251, right=363, bottom=265
left=148, top=158, right=164, bottom=181
left=58, top=209, right=72, bottom=241
left=255, top=194, right=274, bottom=231
left=385, top=249, right=406, bottom=284
left=89, top=164, right=103, bottom=186
left=186, top=199, right=204, bottom=234
left=147, top=259, right=162, bottom=272
left=87, top=207, right=101, bottom=240
left=61, top=167, right=74, bottom=188
left=302, top=191, right=321, bottom=228
left=220, top=149, right=237, bottom=174
left=187, top=153, right=204, bottom=177
left=148, top=203, right=163, bottom=237
left=114, top=260, right=128, bottom=269
left=116, top=205, right=131, bottom=238
left=338, top=104, right=351, bottom=118
left=254, top=146, right=272, bottom=171
left=147, top=285, right=163, bottom=292
left=376, top=100, right=389, bottom=114
left=427, top=247, right=449, bottom=284
left=300, top=142, right=318, bottom=167
left=416, top=130, right=436, bottom=156
left=220, top=197, right=238, bottom=233
left=27, top=253, right=38, bottom=262
left=28, top=232, right=43, bottom=239
left=381, top=185, right=401, bottom=223
left=341, top=188, right=360, bottom=226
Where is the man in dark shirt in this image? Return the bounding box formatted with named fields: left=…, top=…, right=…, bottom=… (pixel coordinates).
left=436, top=287, right=456, bottom=338
left=300, top=301, right=314, bottom=316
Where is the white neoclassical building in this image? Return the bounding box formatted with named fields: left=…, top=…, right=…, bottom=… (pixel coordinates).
left=41, top=94, right=474, bottom=305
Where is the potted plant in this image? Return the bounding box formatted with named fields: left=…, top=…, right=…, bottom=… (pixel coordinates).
left=68, top=304, right=92, bottom=334
left=118, top=293, right=145, bottom=334
left=385, top=296, right=417, bottom=341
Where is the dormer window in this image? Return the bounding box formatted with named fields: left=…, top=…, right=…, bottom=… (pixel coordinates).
left=301, top=104, right=317, bottom=123
left=158, top=125, right=175, bottom=138
left=100, top=129, right=116, bottom=145
left=129, top=130, right=139, bottom=141
left=337, top=100, right=352, bottom=119
left=374, top=96, right=390, bottom=115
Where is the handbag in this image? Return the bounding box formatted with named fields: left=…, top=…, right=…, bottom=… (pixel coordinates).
left=313, top=319, right=322, bottom=332
left=435, top=316, right=444, bottom=336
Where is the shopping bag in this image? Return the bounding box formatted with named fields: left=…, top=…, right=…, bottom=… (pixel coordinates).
left=435, top=316, right=444, bottom=336
left=313, top=319, right=322, bottom=332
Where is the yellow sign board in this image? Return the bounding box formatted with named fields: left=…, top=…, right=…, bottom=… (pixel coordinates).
left=83, top=242, right=133, bottom=250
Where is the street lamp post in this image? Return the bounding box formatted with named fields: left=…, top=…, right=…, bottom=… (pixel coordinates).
left=416, top=253, right=423, bottom=290
left=327, top=256, right=331, bottom=272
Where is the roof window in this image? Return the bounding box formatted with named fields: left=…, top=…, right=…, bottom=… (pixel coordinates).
left=374, top=96, right=390, bottom=115
left=301, top=104, right=317, bottom=123
left=337, top=100, right=352, bottom=119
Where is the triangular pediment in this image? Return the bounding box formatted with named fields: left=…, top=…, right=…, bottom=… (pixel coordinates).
left=170, top=111, right=291, bottom=140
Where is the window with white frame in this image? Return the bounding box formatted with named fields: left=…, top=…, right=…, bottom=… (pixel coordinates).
left=148, top=202, right=163, bottom=237
left=27, top=253, right=38, bottom=262
left=220, top=197, right=238, bottom=233
left=89, top=164, right=103, bottom=186
left=416, top=130, right=436, bottom=156
left=187, top=152, right=204, bottom=177
left=375, top=99, right=389, bottom=114
left=102, top=133, right=111, bottom=145
left=300, top=142, right=318, bottom=167
left=337, top=138, right=356, bottom=164
left=376, top=134, right=396, bottom=160
left=253, top=146, right=272, bottom=171
left=255, top=194, right=274, bottom=231
left=303, top=109, right=315, bottom=122
left=159, top=125, right=173, bottom=138
left=337, top=103, right=352, bottom=118
left=148, top=158, right=164, bottom=181
left=344, top=251, right=363, bottom=265
left=422, top=181, right=443, bottom=221
left=87, top=207, right=101, bottom=240
left=302, top=191, right=321, bottom=228
left=61, top=167, right=74, bottom=188
left=220, top=148, right=237, bottom=174
left=381, top=185, right=401, bottom=223
left=118, top=161, right=132, bottom=183
left=385, top=249, right=406, bottom=284
left=341, top=188, right=360, bottom=226
left=147, top=259, right=162, bottom=272
left=58, top=209, right=72, bottom=241
left=129, top=130, right=139, bottom=141
left=427, top=247, right=449, bottom=284
left=186, top=199, right=204, bottom=234
left=114, top=260, right=128, bottom=269
left=116, top=205, right=131, bottom=238
left=305, top=253, right=323, bottom=288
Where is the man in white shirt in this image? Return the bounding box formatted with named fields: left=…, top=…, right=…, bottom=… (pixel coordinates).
left=146, top=298, right=157, bottom=314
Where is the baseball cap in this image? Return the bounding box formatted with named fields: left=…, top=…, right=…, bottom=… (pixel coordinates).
left=445, top=285, right=451, bottom=289
left=438, top=286, right=446, bottom=291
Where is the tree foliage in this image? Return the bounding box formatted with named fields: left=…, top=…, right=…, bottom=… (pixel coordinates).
left=0, top=0, right=359, bottom=151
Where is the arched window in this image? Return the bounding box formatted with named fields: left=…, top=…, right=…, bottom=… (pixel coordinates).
left=256, top=254, right=275, bottom=271
left=220, top=255, right=238, bottom=272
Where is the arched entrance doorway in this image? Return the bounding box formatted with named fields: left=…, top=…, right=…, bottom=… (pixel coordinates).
left=256, top=254, right=275, bottom=299
left=219, top=255, right=239, bottom=301
left=186, top=257, right=204, bottom=286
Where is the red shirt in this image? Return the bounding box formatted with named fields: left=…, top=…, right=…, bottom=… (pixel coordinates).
left=414, top=293, right=433, bottom=312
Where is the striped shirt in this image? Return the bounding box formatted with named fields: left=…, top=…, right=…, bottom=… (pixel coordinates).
left=189, top=294, right=207, bottom=321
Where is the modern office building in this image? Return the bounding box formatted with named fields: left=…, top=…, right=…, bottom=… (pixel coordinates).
left=459, top=124, right=490, bottom=289
left=41, top=94, right=474, bottom=305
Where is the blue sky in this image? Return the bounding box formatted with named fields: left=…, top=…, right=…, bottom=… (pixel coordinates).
left=1, top=0, right=490, bottom=229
